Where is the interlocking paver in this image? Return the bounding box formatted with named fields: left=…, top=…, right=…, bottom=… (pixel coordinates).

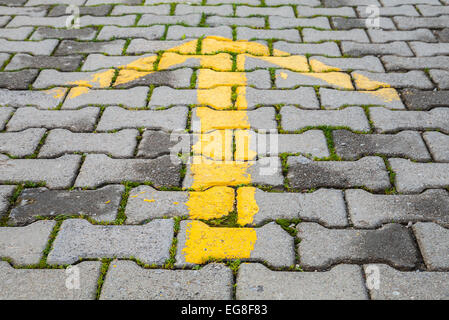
left=236, top=264, right=368, bottom=300
left=115, top=68, right=192, bottom=89
left=39, top=129, right=138, bottom=158
left=367, top=29, right=436, bottom=42
left=0, top=39, right=58, bottom=55
left=55, top=40, right=125, bottom=56
left=0, top=88, right=68, bottom=109
left=409, top=42, right=449, bottom=57
left=429, top=70, right=449, bottom=90
left=30, top=27, right=98, bottom=41
left=237, top=28, right=301, bottom=42
left=276, top=70, right=353, bottom=90
left=138, top=13, right=202, bottom=26
left=97, top=26, right=165, bottom=40
left=236, top=6, right=295, bottom=18
left=365, top=264, right=449, bottom=300
left=0, top=27, right=33, bottom=40
left=111, top=4, right=170, bottom=15
left=390, top=158, right=449, bottom=193
left=341, top=41, right=414, bottom=57
left=80, top=53, right=156, bottom=71
left=423, top=132, right=449, bottom=162
left=101, top=261, right=233, bottom=300
left=413, top=222, right=449, bottom=270
left=5, top=54, right=83, bottom=71
left=0, top=261, right=101, bottom=300
left=346, top=189, right=449, bottom=228
left=287, top=156, right=391, bottom=191
left=0, top=128, right=46, bottom=157
left=309, top=56, right=385, bottom=72
left=0, top=220, right=55, bottom=265
left=331, top=17, right=395, bottom=30
left=166, top=26, right=233, bottom=40
left=321, top=87, right=405, bottom=109
left=357, top=4, right=419, bottom=16
left=0, top=70, right=38, bottom=89
left=394, top=16, right=449, bottom=30
left=33, top=69, right=114, bottom=89
left=9, top=185, right=124, bottom=225
left=206, top=16, right=265, bottom=27
left=0, top=107, right=13, bottom=130
left=402, top=89, right=449, bottom=110
left=48, top=4, right=112, bottom=17
left=382, top=56, right=449, bottom=71
left=303, top=29, right=369, bottom=42
left=47, top=219, right=173, bottom=265
left=274, top=41, right=342, bottom=56
left=297, top=223, right=420, bottom=269
left=270, top=17, right=331, bottom=29
left=0, top=185, right=15, bottom=217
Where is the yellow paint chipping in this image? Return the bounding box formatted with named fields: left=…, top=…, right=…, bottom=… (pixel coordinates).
left=353, top=72, right=391, bottom=90
left=45, top=87, right=67, bottom=99
left=366, top=88, right=401, bottom=102
left=122, top=55, right=157, bottom=71
left=182, top=220, right=257, bottom=264
left=197, top=86, right=233, bottom=110
left=186, top=187, right=235, bottom=220
left=67, top=86, right=89, bottom=99
left=304, top=72, right=354, bottom=90
left=236, top=187, right=259, bottom=226
left=68, top=69, right=115, bottom=88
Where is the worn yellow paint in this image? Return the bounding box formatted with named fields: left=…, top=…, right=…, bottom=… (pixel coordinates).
left=45, top=87, right=67, bottom=99
left=309, top=58, right=341, bottom=72
left=144, top=199, right=155, bottom=203
left=195, top=107, right=250, bottom=132
left=201, top=36, right=270, bottom=55
left=279, top=72, right=288, bottom=79
left=197, top=69, right=247, bottom=88
left=235, top=130, right=257, bottom=161
left=305, top=72, right=354, bottom=90
left=186, top=186, right=235, bottom=220
left=68, top=69, right=115, bottom=88
left=236, top=187, right=259, bottom=226
left=192, top=130, right=233, bottom=161
left=235, top=86, right=247, bottom=110
left=189, top=156, right=252, bottom=190
left=182, top=220, right=257, bottom=264
left=67, top=86, right=89, bottom=99
left=197, top=86, right=233, bottom=110
left=237, top=54, right=309, bottom=72
left=166, top=39, right=198, bottom=54
left=114, top=69, right=153, bottom=86
left=158, top=52, right=232, bottom=71
left=366, top=88, right=401, bottom=102
left=122, top=55, right=157, bottom=71
left=353, top=72, right=391, bottom=90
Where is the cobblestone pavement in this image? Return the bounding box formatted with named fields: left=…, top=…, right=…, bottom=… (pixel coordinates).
left=0, top=0, right=448, bottom=300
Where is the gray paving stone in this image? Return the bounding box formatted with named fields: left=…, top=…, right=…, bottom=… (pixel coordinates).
left=333, top=130, right=430, bottom=161
left=353, top=70, right=433, bottom=90
left=176, top=4, right=233, bottom=16
left=341, top=41, right=413, bottom=57
left=86, top=0, right=140, bottom=4
left=411, top=42, right=449, bottom=57
left=136, top=130, right=187, bottom=158
left=206, top=16, right=265, bottom=28
left=241, top=188, right=347, bottom=227
left=0, top=128, right=46, bottom=157
left=191, top=107, right=277, bottom=133
left=101, top=261, right=233, bottom=300
left=62, top=87, right=149, bottom=109
left=382, top=56, right=449, bottom=71
left=0, top=185, right=15, bottom=217
left=357, top=4, right=419, bottom=17
left=74, top=154, right=182, bottom=188
left=0, top=16, right=10, bottom=27
left=303, top=29, right=369, bottom=42
left=0, top=107, right=13, bottom=130
left=138, top=13, right=202, bottom=26
left=0, top=0, right=26, bottom=4
left=7, top=16, right=68, bottom=28
left=390, top=158, right=449, bottom=193
left=237, top=27, right=301, bottom=42
left=30, top=27, right=98, bottom=41
left=81, top=53, right=156, bottom=71
left=48, top=4, right=112, bottom=17
left=47, top=219, right=173, bottom=265
left=367, top=29, right=436, bottom=42
left=297, top=223, right=420, bottom=269
left=115, top=68, right=192, bottom=89
left=267, top=0, right=321, bottom=5
left=0, top=220, right=55, bottom=265
left=274, top=41, right=342, bottom=56
left=423, top=132, right=449, bottom=162
left=0, top=39, right=58, bottom=55
left=0, top=154, right=81, bottom=189
left=430, top=70, right=449, bottom=90
left=394, top=16, right=449, bottom=30
left=436, top=28, right=449, bottom=42
left=0, top=261, right=101, bottom=300
left=310, top=56, right=384, bottom=72
left=33, top=69, right=114, bottom=89
left=0, top=70, right=38, bottom=89
left=417, top=4, right=449, bottom=16
left=236, top=263, right=368, bottom=300
left=207, top=0, right=258, bottom=3
left=183, top=156, right=284, bottom=189
left=270, top=16, right=330, bottom=29
left=97, top=26, right=165, bottom=41
left=9, top=185, right=124, bottom=226
left=402, top=89, right=449, bottom=110
left=237, top=55, right=308, bottom=72
left=111, top=4, right=170, bottom=15
left=0, top=53, right=9, bottom=66
left=297, top=6, right=356, bottom=17
left=145, top=0, right=201, bottom=2
left=275, top=69, right=353, bottom=90
left=346, top=189, right=449, bottom=228
left=5, top=54, right=82, bottom=71
left=39, top=129, right=138, bottom=158
left=26, top=0, right=85, bottom=5
left=281, top=106, right=370, bottom=132
left=370, top=107, right=449, bottom=133
left=236, top=6, right=295, bottom=18
left=127, top=39, right=196, bottom=54
left=413, top=222, right=449, bottom=270
left=0, top=6, right=47, bottom=16
left=175, top=220, right=295, bottom=268
left=238, top=87, right=319, bottom=110
left=0, top=88, right=68, bottom=110
left=365, top=264, right=449, bottom=300
left=287, top=156, right=390, bottom=191
left=380, top=0, right=440, bottom=5
left=79, top=15, right=137, bottom=27
left=331, top=17, right=395, bottom=30
left=7, top=107, right=99, bottom=132
left=166, top=26, right=233, bottom=40
left=55, top=40, right=125, bottom=56
left=148, top=87, right=206, bottom=109
left=0, top=27, right=33, bottom=40
left=199, top=69, right=270, bottom=89
left=96, top=106, right=187, bottom=132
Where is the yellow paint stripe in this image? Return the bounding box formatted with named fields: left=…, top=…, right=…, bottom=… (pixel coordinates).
left=353, top=72, right=391, bottom=90
left=309, top=58, right=341, bottom=72
left=182, top=220, right=257, bottom=264
left=121, top=55, right=157, bottom=71
left=186, top=187, right=235, bottom=220
left=68, top=69, right=115, bottom=88
left=236, top=187, right=259, bottom=226
left=197, top=86, right=233, bottom=110
left=235, top=86, right=248, bottom=110
left=365, top=88, right=401, bottom=102
left=234, top=129, right=257, bottom=161
left=197, top=69, right=247, bottom=88
left=237, top=54, right=309, bottom=72
left=201, top=36, right=270, bottom=55
left=192, top=130, right=233, bottom=161
left=194, top=107, right=250, bottom=132
left=304, top=72, right=354, bottom=90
